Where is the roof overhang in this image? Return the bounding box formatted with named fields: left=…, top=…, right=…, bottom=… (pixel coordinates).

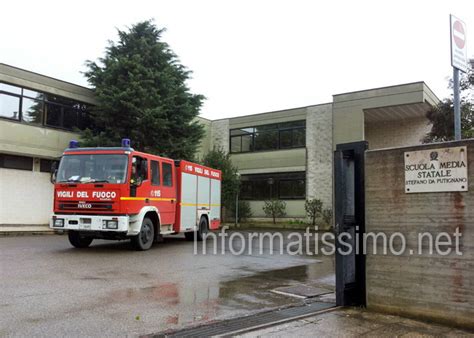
left=333, top=81, right=440, bottom=123
left=364, top=101, right=433, bottom=123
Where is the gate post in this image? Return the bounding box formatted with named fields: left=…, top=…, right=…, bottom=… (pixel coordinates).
left=334, top=141, right=368, bottom=306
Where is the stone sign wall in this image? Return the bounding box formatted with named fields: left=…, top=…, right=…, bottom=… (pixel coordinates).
left=365, top=140, right=474, bottom=329
left=405, top=146, right=468, bottom=193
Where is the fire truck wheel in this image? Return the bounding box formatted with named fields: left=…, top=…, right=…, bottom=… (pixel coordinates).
left=184, top=231, right=194, bottom=241
left=197, top=216, right=209, bottom=241
left=132, top=217, right=155, bottom=251
left=185, top=217, right=209, bottom=242
left=68, top=231, right=93, bottom=248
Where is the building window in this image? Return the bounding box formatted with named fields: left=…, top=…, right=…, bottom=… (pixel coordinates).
left=240, top=172, right=306, bottom=200
left=0, top=154, right=33, bottom=171
left=0, top=93, right=21, bottom=120
left=0, top=81, right=92, bottom=131
left=230, top=120, right=306, bottom=153
left=22, top=97, right=44, bottom=124
left=40, top=159, right=59, bottom=173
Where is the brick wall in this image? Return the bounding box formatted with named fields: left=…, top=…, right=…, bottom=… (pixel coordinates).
left=365, top=140, right=474, bottom=329
left=365, top=117, right=431, bottom=150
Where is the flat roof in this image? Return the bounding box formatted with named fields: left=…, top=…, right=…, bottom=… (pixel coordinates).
left=1, top=63, right=442, bottom=120
left=0, top=63, right=96, bottom=104
left=0, top=63, right=92, bottom=91
left=211, top=102, right=333, bottom=122
left=333, top=81, right=441, bottom=102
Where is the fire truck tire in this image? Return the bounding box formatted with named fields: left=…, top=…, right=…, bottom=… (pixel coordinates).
left=185, top=217, right=209, bottom=241
left=132, top=217, right=155, bottom=251
left=68, top=231, right=93, bottom=248
left=184, top=231, right=194, bottom=241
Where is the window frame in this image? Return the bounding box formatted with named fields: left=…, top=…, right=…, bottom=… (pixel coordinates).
left=151, top=160, right=161, bottom=186
left=21, top=97, right=44, bottom=125
left=0, top=154, right=34, bottom=171
left=0, top=92, right=22, bottom=121
left=278, top=178, right=306, bottom=199
left=161, top=162, right=173, bottom=187
left=239, top=172, right=306, bottom=200
left=0, top=81, right=92, bottom=131
left=138, top=157, right=148, bottom=182
left=229, top=120, right=306, bottom=154
left=39, top=159, right=59, bottom=173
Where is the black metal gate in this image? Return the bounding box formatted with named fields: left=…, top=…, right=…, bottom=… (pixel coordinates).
left=334, top=141, right=368, bottom=306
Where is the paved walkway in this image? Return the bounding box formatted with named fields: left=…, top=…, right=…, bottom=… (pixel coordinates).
left=240, top=307, right=473, bottom=337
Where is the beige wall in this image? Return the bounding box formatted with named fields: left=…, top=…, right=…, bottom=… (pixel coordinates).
left=0, top=119, right=79, bottom=159
left=333, top=82, right=438, bottom=148
left=195, top=117, right=212, bottom=160
left=365, top=140, right=474, bottom=329
left=0, top=168, right=53, bottom=225
left=231, top=148, right=306, bottom=172
left=365, top=117, right=431, bottom=150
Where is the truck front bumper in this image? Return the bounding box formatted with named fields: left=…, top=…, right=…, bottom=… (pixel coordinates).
left=50, top=214, right=130, bottom=234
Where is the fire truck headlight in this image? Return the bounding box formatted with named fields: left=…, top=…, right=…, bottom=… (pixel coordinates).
left=105, top=220, right=118, bottom=229
left=54, top=219, right=64, bottom=227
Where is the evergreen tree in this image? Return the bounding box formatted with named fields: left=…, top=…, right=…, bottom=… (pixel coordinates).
left=81, top=20, right=204, bottom=160
left=424, top=63, right=474, bottom=142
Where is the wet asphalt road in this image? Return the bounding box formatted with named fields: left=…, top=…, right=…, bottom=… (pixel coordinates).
left=0, top=230, right=335, bottom=336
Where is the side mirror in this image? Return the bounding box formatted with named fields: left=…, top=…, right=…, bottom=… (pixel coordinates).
left=50, top=161, right=58, bottom=184
left=130, top=175, right=142, bottom=187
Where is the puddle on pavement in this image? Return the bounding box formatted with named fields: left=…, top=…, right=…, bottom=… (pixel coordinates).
left=104, top=262, right=335, bottom=329
left=107, top=282, right=180, bottom=306
left=217, top=262, right=335, bottom=308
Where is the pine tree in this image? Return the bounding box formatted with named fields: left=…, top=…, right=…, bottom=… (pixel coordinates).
left=81, top=20, right=205, bottom=160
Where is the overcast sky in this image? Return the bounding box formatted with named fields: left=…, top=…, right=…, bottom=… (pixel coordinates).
left=0, top=0, right=473, bottom=119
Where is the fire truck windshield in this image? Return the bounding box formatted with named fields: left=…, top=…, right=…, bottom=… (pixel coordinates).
left=57, top=154, right=129, bottom=184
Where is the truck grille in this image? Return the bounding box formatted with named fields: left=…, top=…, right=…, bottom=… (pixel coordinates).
left=58, top=201, right=114, bottom=211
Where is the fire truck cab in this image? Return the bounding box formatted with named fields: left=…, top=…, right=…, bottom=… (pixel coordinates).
left=50, top=139, right=221, bottom=250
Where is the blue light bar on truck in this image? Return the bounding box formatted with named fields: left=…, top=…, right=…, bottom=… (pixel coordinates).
left=121, top=138, right=131, bottom=148
left=69, top=140, right=79, bottom=148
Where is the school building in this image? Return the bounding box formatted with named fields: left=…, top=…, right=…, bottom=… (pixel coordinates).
left=0, top=63, right=439, bottom=228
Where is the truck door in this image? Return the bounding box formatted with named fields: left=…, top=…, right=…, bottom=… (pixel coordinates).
left=157, top=160, right=176, bottom=225
left=130, top=156, right=149, bottom=198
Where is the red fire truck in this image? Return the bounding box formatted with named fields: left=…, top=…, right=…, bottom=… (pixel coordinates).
left=50, top=139, right=221, bottom=250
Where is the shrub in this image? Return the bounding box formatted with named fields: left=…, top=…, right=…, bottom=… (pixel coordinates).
left=305, top=198, right=323, bottom=226
left=322, top=207, right=333, bottom=227
left=263, top=200, right=286, bottom=224
left=229, top=200, right=253, bottom=222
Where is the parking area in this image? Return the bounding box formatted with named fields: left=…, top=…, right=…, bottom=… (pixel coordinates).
left=0, top=230, right=334, bottom=336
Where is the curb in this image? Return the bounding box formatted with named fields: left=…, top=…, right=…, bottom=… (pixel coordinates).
left=0, top=226, right=60, bottom=237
